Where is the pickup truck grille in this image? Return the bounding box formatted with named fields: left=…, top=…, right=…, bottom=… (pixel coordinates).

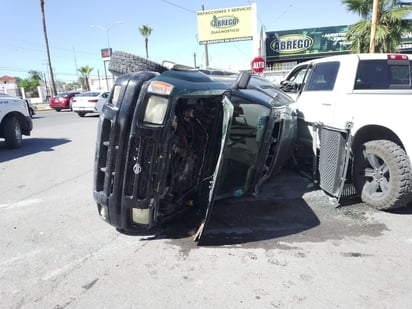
left=124, top=136, right=155, bottom=200
left=95, top=119, right=121, bottom=195
left=95, top=119, right=111, bottom=192
left=318, top=124, right=356, bottom=201
left=94, top=117, right=123, bottom=203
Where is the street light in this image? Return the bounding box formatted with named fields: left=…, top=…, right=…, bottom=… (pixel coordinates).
left=90, top=21, right=123, bottom=90
left=91, top=21, right=123, bottom=50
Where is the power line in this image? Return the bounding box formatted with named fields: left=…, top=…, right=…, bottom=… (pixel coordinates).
left=267, top=3, right=294, bottom=29
left=159, top=0, right=197, bottom=13
left=1, top=41, right=98, bottom=57
left=0, top=65, right=85, bottom=80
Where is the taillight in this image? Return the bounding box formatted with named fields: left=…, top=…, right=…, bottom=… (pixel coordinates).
left=88, top=99, right=98, bottom=102
left=387, top=54, right=408, bottom=60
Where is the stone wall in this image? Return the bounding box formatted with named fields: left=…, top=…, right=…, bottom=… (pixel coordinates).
left=108, top=51, right=168, bottom=77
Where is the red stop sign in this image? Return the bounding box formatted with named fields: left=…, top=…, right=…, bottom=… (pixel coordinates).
left=251, top=56, right=266, bottom=73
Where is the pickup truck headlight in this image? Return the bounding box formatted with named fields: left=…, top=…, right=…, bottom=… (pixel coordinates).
left=144, top=95, right=168, bottom=124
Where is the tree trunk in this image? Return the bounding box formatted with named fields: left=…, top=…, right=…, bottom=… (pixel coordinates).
left=145, top=37, right=149, bottom=58
left=370, top=0, right=379, bottom=53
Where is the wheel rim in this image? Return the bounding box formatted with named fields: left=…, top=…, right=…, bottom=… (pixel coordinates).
left=362, top=152, right=390, bottom=198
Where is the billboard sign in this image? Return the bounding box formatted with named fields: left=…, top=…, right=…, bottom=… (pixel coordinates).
left=265, top=25, right=351, bottom=61
left=197, top=4, right=256, bottom=45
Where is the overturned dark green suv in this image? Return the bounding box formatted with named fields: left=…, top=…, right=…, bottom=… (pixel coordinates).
left=93, top=66, right=297, bottom=239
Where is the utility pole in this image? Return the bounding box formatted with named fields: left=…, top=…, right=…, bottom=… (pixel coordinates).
left=193, top=52, right=197, bottom=68
left=40, top=0, right=57, bottom=96
left=73, top=46, right=79, bottom=80
left=370, top=0, right=379, bottom=53
left=202, top=5, right=209, bottom=68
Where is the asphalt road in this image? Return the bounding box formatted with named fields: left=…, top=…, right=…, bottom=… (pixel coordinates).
left=1, top=111, right=411, bottom=309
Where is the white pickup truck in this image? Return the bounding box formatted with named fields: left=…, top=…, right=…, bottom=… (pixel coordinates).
left=280, top=53, right=412, bottom=210
left=0, top=94, right=33, bottom=148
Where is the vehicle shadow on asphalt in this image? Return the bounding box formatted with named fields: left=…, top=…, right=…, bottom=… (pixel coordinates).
left=0, top=137, right=71, bottom=162
left=385, top=203, right=412, bottom=214
left=149, top=171, right=322, bottom=246
left=199, top=198, right=320, bottom=246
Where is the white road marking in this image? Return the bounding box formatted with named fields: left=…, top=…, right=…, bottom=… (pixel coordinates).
left=0, top=249, right=42, bottom=266
left=41, top=254, right=92, bottom=281
left=0, top=198, right=42, bottom=210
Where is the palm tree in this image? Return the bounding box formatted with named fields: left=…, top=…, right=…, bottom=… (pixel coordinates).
left=78, top=66, right=93, bottom=91
left=139, top=25, right=153, bottom=58
left=342, top=0, right=412, bottom=53
left=40, top=0, right=57, bottom=96
left=28, top=70, right=42, bottom=82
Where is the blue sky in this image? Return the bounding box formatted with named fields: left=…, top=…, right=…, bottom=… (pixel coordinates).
left=1, top=0, right=360, bottom=82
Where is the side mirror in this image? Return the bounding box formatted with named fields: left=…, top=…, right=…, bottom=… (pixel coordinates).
left=280, top=80, right=299, bottom=92
left=232, top=71, right=251, bottom=89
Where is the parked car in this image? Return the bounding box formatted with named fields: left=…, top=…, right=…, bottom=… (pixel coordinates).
left=72, top=91, right=109, bottom=117
left=279, top=53, right=412, bottom=209
left=0, top=94, right=35, bottom=118
left=0, top=94, right=33, bottom=148
left=49, top=91, right=81, bottom=111
left=95, top=92, right=110, bottom=113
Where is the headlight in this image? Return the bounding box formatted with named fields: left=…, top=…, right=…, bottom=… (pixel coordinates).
left=144, top=96, right=168, bottom=124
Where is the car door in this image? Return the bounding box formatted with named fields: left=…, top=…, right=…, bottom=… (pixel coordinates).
left=193, top=95, right=234, bottom=241
left=293, top=61, right=340, bottom=149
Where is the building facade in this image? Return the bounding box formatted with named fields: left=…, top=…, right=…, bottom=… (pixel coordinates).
left=261, top=23, right=412, bottom=83
left=0, top=75, right=20, bottom=96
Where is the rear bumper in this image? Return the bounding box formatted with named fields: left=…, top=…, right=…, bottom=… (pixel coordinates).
left=49, top=101, right=70, bottom=109
left=72, top=105, right=97, bottom=113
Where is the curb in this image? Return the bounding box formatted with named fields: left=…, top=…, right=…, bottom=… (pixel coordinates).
left=33, top=103, right=53, bottom=111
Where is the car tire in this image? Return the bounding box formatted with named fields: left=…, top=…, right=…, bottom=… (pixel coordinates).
left=4, top=116, right=23, bottom=149
left=77, top=112, right=86, bottom=117
left=55, top=108, right=61, bottom=112
left=353, top=140, right=412, bottom=210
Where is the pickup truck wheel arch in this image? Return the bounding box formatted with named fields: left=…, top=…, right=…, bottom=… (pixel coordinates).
left=353, top=140, right=412, bottom=210
left=4, top=116, right=23, bottom=149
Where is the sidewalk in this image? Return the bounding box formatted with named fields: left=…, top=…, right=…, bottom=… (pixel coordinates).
left=33, top=103, right=52, bottom=111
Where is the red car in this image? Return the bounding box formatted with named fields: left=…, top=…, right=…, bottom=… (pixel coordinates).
left=49, top=91, right=81, bottom=111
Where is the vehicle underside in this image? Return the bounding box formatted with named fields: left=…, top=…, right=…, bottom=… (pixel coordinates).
left=157, top=97, right=224, bottom=221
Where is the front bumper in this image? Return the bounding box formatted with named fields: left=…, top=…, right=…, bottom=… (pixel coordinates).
left=93, top=72, right=158, bottom=231
left=23, top=116, right=33, bottom=135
